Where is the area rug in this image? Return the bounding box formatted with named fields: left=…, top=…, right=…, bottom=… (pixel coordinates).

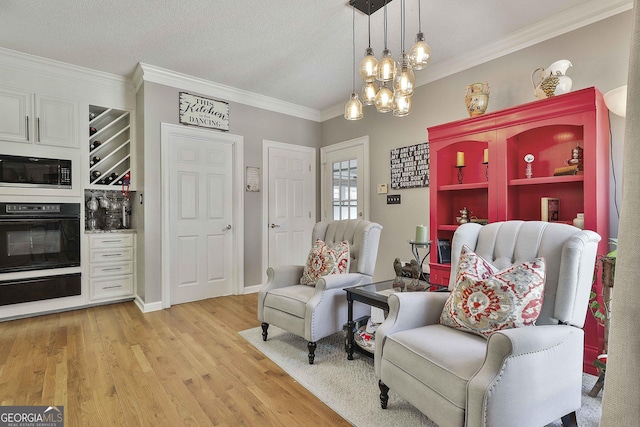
left=239, top=326, right=603, bottom=427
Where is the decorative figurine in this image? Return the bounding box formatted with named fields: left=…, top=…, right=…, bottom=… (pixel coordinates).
left=457, top=207, right=470, bottom=224
left=524, top=153, right=535, bottom=179
left=406, top=259, right=426, bottom=292
left=393, top=258, right=404, bottom=292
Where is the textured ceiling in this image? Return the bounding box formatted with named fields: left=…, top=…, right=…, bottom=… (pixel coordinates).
left=0, top=0, right=632, bottom=116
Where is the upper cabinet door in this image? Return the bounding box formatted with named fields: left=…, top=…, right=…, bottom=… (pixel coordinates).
left=35, top=94, right=78, bottom=148
left=0, top=89, right=78, bottom=148
left=0, top=87, right=32, bottom=144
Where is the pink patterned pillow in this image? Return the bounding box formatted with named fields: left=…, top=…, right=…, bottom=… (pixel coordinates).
left=300, top=239, right=350, bottom=286
left=440, top=245, right=546, bottom=338
left=454, top=245, right=498, bottom=282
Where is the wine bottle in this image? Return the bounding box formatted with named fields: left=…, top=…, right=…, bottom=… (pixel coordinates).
left=91, top=170, right=101, bottom=181
left=90, top=156, right=100, bottom=166
left=90, top=127, right=97, bottom=136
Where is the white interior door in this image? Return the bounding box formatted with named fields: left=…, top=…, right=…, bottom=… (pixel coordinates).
left=163, top=124, right=242, bottom=305
left=321, top=136, right=369, bottom=221
left=264, top=141, right=316, bottom=271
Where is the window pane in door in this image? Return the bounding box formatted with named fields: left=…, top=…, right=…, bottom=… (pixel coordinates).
left=331, top=159, right=358, bottom=220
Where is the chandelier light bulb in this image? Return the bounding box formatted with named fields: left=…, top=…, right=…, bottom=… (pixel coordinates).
left=374, top=83, right=394, bottom=113
left=409, top=32, right=432, bottom=70
left=361, top=80, right=379, bottom=106
left=376, top=49, right=396, bottom=82
left=393, top=93, right=412, bottom=117
left=344, top=92, right=363, bottom=120
left=394, top=55, right=415, bottom=96
left=359, top=47, right=379, bottom=82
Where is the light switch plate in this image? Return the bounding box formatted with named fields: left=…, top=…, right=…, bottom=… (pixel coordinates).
left=387, top=194, right=401, bottom=204
left=377, top=183, right=388, bottom=194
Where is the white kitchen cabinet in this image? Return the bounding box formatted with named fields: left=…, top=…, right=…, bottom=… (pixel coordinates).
left=88, top=232, right=135, bottom=301
left=0, top=87, right=78, bottom=148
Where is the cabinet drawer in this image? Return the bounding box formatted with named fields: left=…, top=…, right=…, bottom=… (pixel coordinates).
left=90, top=261, right=134, bottom=278
left=90, top=275, right=133, bottom=300
left=89, top=234, right=134, bottom=249
left=90, top=247, right=134, bottom=263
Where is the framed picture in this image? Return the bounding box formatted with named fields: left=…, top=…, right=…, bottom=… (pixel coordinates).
left=390, top=142, right=430, bottom=190
left=179, top=92, right=229, bottom=131
left=437, top=239, right=452, bottom=264
left=246, top=166, right=260, bottom=192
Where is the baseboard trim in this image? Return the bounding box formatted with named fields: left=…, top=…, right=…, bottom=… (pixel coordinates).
left=243, top=284, right=262, bottom=294
left=134, top=296, right=163, bottom=313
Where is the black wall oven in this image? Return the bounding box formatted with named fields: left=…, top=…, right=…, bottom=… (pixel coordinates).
left=0, top=202, right=81, bottom=306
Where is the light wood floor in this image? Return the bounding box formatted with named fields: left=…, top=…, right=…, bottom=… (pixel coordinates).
left=0, top=294, right=351, bottom=426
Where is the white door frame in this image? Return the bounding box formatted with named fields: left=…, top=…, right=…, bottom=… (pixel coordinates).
left=160, top=123, right=244, bottom=308
left=320, top=135, right=370, bottom=221
left=260, top=140, right=316, bottom=288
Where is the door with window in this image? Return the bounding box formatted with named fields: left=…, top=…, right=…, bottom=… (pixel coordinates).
left=321, top=136, right=369, bottom=221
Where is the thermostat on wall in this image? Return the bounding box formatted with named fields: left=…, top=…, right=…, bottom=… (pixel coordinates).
left=377, top=183, right=388, bottom=194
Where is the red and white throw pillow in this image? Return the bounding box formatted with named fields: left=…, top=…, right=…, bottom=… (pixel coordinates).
left=440, top=245, right=546, bottom=338
left=300, top=239, right=350, bottom=286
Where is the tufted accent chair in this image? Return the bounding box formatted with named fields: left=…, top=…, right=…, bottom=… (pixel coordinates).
left=258, top=219, right=382, bottom=364
left=375, top=221, right=600, bottom=427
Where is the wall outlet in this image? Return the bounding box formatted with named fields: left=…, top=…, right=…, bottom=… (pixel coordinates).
left=387, top=194, right=401, bottom=204
left=377, top=183, right=388, bottom=194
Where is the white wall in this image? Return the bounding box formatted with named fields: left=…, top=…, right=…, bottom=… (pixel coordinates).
left=321, top=11, right=632, bottom=282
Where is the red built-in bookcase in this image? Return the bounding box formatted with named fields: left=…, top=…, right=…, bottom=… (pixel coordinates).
left=428, top=87, right=610, bottom=375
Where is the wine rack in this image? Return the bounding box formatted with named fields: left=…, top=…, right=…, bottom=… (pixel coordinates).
left=89, top=105, right=131, bottom=187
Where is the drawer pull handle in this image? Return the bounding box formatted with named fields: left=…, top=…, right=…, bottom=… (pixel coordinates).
left=102, top=240, right=122, bottom=244
left=102, top=267, right=122, bottom=272
left=103, top=285, right=123, bottom=290
left=102, top=253, right=123, bottom=257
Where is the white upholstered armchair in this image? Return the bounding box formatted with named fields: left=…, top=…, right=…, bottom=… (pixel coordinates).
left=375, top=221, right=601, bottom=427
left=258, top=219, right=382, bottom=364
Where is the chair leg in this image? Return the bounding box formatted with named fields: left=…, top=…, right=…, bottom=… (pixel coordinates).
left=307, top=341, right=317, bottom=364
left=379, top=380, right=390, bottom=409
left=561, top=411, right=578, bottom=427
left=261, top=322, right=269, bottom=341
left=588, top=371, right=605, bottom=397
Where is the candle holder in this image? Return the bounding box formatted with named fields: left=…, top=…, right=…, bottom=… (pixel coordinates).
left=483, top=161, right=489, bottom=181
left=456, top=166, right=465, bottom=184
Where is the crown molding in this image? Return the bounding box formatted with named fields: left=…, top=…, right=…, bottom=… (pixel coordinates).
left=0, top=47, right=136, bottom=97
left=320, top=0, right=633, bottom=121
left=133, top=63, right=322, bottom=122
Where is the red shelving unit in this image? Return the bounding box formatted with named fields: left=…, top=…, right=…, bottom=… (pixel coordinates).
left=427, top=87, right=610, bottom=374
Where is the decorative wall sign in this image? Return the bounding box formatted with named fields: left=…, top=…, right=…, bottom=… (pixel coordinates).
left=390, top=142, right=430, bottom=189
left=246, top=166, right=260, bottom=192
left=179, top=92, right=229, bottom=131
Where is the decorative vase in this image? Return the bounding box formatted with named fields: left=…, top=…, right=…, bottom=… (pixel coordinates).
left=465, top=82, right=490, bottom=117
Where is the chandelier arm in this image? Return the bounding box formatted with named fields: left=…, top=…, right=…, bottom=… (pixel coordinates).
left=367, top=1, right=372, bottom=48
left=401, top=0, right=405, bottom=53
left=352, top=4, right=356, bottom=92
left=383, top=0, right=388, bottom=49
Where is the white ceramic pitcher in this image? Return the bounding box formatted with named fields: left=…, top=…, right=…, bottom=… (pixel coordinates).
left=531, top=59, right=573, bottom=99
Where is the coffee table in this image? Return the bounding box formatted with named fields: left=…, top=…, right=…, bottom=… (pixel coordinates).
left=345, top=280, right=429, bottom=360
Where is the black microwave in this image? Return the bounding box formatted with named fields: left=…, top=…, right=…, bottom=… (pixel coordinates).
left=0, top=154, right=72, bottom=188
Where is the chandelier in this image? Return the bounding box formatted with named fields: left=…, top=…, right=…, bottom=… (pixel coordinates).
left=345, top=0, right=432, bottom=120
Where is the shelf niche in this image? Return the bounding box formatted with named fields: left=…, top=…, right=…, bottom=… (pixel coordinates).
left=89, top=105, right=131, bottom=187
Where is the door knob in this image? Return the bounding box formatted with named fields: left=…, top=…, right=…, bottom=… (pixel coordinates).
left=223, top=224, right=232, bottom=231
left=270, top=223, right=280, bottom=228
